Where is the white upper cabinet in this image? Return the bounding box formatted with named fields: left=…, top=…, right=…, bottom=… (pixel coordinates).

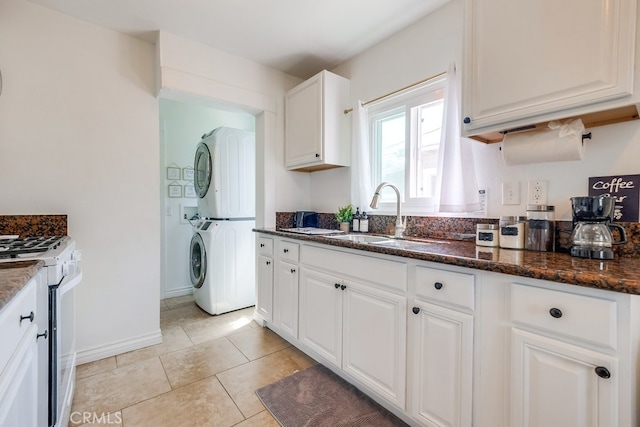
left=463, top=0, right=637, bottom=140
left=285, top=70, right=351, bottom=171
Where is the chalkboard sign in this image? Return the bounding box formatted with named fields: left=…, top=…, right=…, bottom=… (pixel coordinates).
left=588, top=174, right=640, bottom=222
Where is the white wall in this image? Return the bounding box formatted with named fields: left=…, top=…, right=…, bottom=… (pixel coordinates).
left=0, top=0, right=161, bottom=361
left=159, top=98, right=255, bottom=298
left=329, top=0, right=640, bottom=220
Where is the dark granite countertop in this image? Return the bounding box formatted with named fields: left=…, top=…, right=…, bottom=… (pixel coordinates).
left=256, top=228, right=640, bottom=296
left=0, top=260, right=45, bottom=311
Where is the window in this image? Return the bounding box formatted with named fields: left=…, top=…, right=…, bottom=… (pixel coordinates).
left=369, top=77, right=445, bottom=212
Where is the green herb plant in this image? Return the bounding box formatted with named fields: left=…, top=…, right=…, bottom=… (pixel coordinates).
left=336, top=204, right=354, bottom=223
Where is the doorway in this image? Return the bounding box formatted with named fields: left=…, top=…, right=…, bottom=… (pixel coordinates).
left=159, top=97, right=259, bottom=300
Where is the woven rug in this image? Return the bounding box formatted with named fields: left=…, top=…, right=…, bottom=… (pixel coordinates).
left=255, top=364, right=408, bottom=427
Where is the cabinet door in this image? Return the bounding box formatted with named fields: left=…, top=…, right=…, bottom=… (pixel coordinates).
left=273, top=260, right=299, bottom=339
left=0, top=327, right=39, bottom=427
left=511, top=328, right=617, bottom=427
left=342, top=281, right=406, bottom=409
left=463, top=0, right=636, bottom=132
left=299, top=268, right=343, bottom=367
left=256, top=255, right=273, bottom=322
left=285, top=74, right=323, bottom=167
left=409, top=301, right=473, bottom=427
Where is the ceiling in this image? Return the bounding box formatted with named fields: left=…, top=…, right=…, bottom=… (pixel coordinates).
left=26, top=0, right=449, bottom=79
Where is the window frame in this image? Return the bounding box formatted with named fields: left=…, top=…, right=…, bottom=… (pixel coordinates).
left=367, top=76, right=446, bottom=215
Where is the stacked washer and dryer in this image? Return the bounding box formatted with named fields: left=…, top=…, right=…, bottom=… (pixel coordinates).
left=189, top=127, right=256, bottom=315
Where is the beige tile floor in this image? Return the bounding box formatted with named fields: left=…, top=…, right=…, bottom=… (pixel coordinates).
left=70, top=295, right=317, bottom=426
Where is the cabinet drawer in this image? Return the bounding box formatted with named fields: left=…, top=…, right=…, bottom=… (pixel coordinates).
left=415, top=266, right=475, bottom=311
left=302, top=245, right=407, bottom=292
left=278, top=240, right=299, bottom=263
left=257, top=236, right=273, bottom=256
left=511, top=283, right=617, bottom=349
left=0, top=280, right=37, bottom=373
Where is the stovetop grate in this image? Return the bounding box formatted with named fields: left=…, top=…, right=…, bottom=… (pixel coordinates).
left=0, top=236, right=66, bottom=258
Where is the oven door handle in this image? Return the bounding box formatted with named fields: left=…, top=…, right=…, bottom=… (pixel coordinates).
left=58, top=266, right=83, bottom=296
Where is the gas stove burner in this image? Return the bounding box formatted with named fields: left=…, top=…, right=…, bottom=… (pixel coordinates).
left=0, top=235, right=66, bottom=258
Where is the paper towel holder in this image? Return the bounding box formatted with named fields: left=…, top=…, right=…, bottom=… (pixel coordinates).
left=499, top=131, right=592, bottom=150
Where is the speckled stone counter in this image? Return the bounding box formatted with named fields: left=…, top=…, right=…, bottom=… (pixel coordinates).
left=0, top=260, right=44, bottom=311
left=256, top=228, right=640, bottom=296
left=0, top=214, right=67, bottom=237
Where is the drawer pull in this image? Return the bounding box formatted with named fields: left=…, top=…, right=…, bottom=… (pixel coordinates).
left=549, top=308, right=563, bottom=318
left=20, top=311, right=35, bottom=323
left=290, top=268, right=296, bottom=274
left=412, top=307, right=420, bottom=314
left=260, top=243, right=265, bottom=247
left=37, top=330, right=48, bottom=341
left=265, top=261, right=271, bottom=265
left=340, top=285, right=347, bottom=291
left=434, top=282, right=443, bottom=290
left=595, top=366, right=611, bottom=379
left=283, top=248, right=289, bottom=253
left=335, top=283, right=340, bottom=289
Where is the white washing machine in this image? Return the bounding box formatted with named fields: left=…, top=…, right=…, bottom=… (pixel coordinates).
left=190, top=219, right=256, bottom=315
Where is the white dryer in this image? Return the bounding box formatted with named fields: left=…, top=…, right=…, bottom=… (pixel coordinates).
left=190, top=219, right=256, bottom=315
left=193, top=127, right=255, bottom=220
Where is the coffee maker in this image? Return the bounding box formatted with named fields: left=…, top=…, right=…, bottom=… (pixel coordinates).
left=570, top=195, right=627, bottom=259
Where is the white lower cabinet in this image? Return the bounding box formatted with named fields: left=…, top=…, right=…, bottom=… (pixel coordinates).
left=255, top=236, right=274, bottom=322
left=273, top=259, right=299, bottom=339
left=408, top=265, right=475, bottom=427
left=272, top=240, right=300, bottom=339
left=256, top=254, right=273, bottom=321
left=258, top=235, right=640, bottom=427
left=511, top=328, right=617, bottom=427
left=509, top=282, right=624, bottom=427
left=0, top=271, right=45, bottom=427
left=299, top=266, right=407, bottom=409
left=342, top=279, right=406, bottom=408
left=409, top=300, right=473, bottom=427
left=298, top=268, right=342, bottom=366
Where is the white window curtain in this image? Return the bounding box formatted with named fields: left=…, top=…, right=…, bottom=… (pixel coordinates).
left=350, top=100, right=373, bottom=211
left=434, top=62, right=481, bottom=213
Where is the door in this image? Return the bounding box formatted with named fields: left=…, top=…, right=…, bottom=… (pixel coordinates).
left=463, top=0, right=636, bottom=132
left=342, top=280, right=406, bottom=408
left=409, top=300, right=473, bottom=427
left=511, top=328, right=617, bottom=427
left=193, top=142, right=211, bottom=198
left=256, top=255, right=273, bottom=321
left=285, top=74, right=323, bottom=168
left=273, top=260, right=299, bottom=339
left=189, top=232, right=206, bottom=288
left=299, top=268, right=343, bottom=367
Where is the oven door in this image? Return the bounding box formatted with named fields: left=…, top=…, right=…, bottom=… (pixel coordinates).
left=49, top=266, right=82, bottom=427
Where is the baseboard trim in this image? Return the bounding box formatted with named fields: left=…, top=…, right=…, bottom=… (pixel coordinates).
left=75, top=329, right=163, bottom=365
left=163, top=287, right=194, bottom=299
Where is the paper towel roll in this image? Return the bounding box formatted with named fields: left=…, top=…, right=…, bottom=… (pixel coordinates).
left=501, top=124, right=586, bottom=166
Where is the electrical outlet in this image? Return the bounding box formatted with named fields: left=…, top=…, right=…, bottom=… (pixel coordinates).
left=502, top=181, right=520, bottom=205
left=527, top=180, right=548, bottom=205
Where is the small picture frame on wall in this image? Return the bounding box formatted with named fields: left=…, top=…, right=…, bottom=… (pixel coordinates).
left=167, top=166, right=181, bottom=180
left=184, top=185, right=196, bottom=198
left=182, top=167, right=194, bottom=181
left=168, top=183, right=182, bottom=198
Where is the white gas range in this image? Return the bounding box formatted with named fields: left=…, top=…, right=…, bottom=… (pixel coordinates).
left=0, top=235, right=82, bottom=427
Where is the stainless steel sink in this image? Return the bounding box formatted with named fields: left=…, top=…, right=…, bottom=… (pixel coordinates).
left=325, top=234, right=392, bottom=244
left=370, top=239, right=427, bottom=249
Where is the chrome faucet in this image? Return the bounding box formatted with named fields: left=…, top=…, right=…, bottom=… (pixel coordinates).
left=370, top=182, right=405, bottom=238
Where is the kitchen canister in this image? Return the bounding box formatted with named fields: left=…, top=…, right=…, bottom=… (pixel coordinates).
left=476, top=223, right=499, bottom=247
left=526, top=204, right=555, bottom=252
left=499, top=216, right=527, bottom=249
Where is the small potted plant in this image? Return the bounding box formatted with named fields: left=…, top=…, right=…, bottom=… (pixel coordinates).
left=336, top=204, right=354, bottom=233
